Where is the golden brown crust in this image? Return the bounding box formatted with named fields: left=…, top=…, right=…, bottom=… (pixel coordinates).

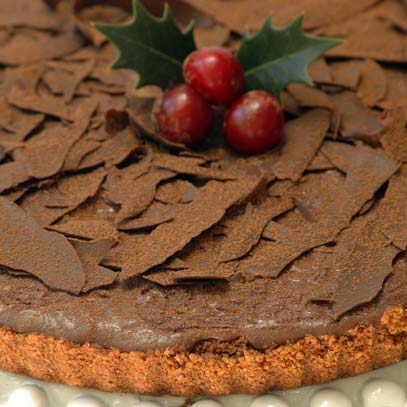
left=0, top=306, right=406, bottom=396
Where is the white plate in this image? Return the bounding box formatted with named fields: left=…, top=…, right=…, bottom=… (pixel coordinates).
left=1, top=361, right=407, bottom=407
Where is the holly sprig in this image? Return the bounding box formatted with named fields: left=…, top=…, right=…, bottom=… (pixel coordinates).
left=96, top=0, right=341, bottom=98
left=95, top=0, right=196, bottom=90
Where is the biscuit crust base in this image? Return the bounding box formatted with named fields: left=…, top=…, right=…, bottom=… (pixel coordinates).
left=1, top=306, right=407, bottom=397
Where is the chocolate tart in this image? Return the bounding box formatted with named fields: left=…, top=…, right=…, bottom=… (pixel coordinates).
left=0, top=0, right=407, bottom=398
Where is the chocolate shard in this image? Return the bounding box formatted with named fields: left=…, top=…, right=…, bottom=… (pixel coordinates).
left=218, top=197, right=294, bottom=263
left=69, top=238, right=117, bottom=293
left=48, top=219, right=119, bottom=242
left=0, top=197, right=85, bottom=294
left=0, top=159, right=29, bottom=194
left=0, top=30, right=83, bottom=65
left=380, top=108, right=407, bottom=163
left=23, top=125, right=77, bottom=179
left=357, top=59, right=387, bottom=107
left=332, top=213, right=399, bottom=319
left=307, top=151, right=335, bottom=172
left=273, top=109, right=331, bottom=181
left=118, top=203, right=176, bottom=232
left=62, top=138, right=101, bottom=172
left=114, top=169, right=175, bottom=224
left=45, top=59, right=95, bottom=103
left=71, top=0, right=131, bottom=47
left=330, top=91, right=383, bottom=142
left=101, top=233, right=146, bottom=270
left=181, top=0, right=378, bottom=33
left=144, top=262, right=235, bottom=286
left=308, top=58, right=332, bottom=84
left=379, top=68, right=407, bottom=110
left=250, top=143, right=398, bottom=278
left=0, top=99, right=44, bottom=142
left=20, top=167, right=106, bottom=227
left=0, top=0, right=62, bottom=30
left=152, top=153, right=237, bottom=181
left=325, top=7, right=407, bottom=63
left=121, top=169, right=265, bottom=280
left=8, top=84, right=74, bottom=121
left=155, top=179, right=197, bottom=204
left=379, top=165, right=407, bottom=250
left=380, top=0, right=407, bottom=33
left=78, top=127, right=140, bottom=170
left=329, top=61, right=362, bottom=90
left=104, top=155, right=152, bottom=205
left=287, top=84, right=334, bottom=110
left=194, top=24, right=230, bottom=49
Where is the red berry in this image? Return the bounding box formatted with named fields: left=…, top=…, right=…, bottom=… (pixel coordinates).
left=157, top=84, right=214, bottom=147
left=223, top=91, right=284, bottom=155
left=183, top=47, right=245, bottom=106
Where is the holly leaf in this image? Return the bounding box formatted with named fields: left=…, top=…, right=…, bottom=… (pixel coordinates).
left=237, top=15, right=342, bottom=98
left=95, top=0, right=196, bottom=90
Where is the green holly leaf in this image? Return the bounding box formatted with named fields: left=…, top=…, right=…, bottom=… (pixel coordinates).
left=237, top=15, right=342, bottom=98
left=95, top=0, right=196, bottom=90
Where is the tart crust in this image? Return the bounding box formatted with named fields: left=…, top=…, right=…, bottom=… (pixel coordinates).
left=1, top=306, right=406, bottom=397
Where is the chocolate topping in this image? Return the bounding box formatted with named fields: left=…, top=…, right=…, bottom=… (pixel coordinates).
left=332, top=208, right=400, bottom=319
left=114, top=169, right=175, bottom=224
left=0, top=31, right=83, bottom=65
left=273, top=109, right=330, bottom=181
left=329, top=61, right=361, bottom=90
left=122, top=170, right=265, bottom=280
left=380, top=108, right=407, bottom=162
left=47, top=219, right=120, bottom=242
left=20, top=167, right=106, bottom=227
left=217, top=197, right=294, bottom=263
left=69, top=238, right=117, bottom=292
left=357, top=59, right=387, bottom=107
left=0, top=197, right=85, bottom=294
left=0, top=0, right=407, bottom=355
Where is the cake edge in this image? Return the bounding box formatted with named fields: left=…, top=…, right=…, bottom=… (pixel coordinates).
left=1, top=305, right=407, bottom=397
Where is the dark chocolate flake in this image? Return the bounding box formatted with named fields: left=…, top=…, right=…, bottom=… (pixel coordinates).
left=48, top=219, right=119, bottom=242
left=78, top=127, right=140, bottom=170
left=118, top=205, right=176, bottom=232
left=218, top=197, right=294, bottom=263
left=379, top=165, right=407, bottom=251
left=155, top=179, right=197, bottom=205
left=145, top=262, right=235, bottom=286
left=332, top=213, right=399, bottom=319
left=69, top=238, right=117, bottom=292
left=121, top=170, right=265, bottom=280
left=253, top=143, right=398, bottom=278
left=152, top=153, right=236, bottom=181
left=273, top=109, right=331, bottom=181
left=330, top=91, right=383, bottom=141
left=0, top=197, right=85, bottom=294
left=8, top=85, right=74, bottom=121
left=287, top=84, right=334, bottom=110
left=0, top=159, right=29, bottom=194
left=380, top=108, right=407, bottom=163
left=329, top=61, right=362, bottom=90
left=0, top=99, right=44, bottom=142
left=357, top=59, right=387, bottom=107
left=0, top=30, right=83, bottom=65
left=21, top=167, right=106, bottom=227
left=114, top=169, right=176, bottom=224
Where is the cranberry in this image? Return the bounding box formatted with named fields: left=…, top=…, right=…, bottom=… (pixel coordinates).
left=223, top=91, right=284, bottom=154
left=157, top=84, right=214, bottom=147
left=183, top=47, right=245, bottom=106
